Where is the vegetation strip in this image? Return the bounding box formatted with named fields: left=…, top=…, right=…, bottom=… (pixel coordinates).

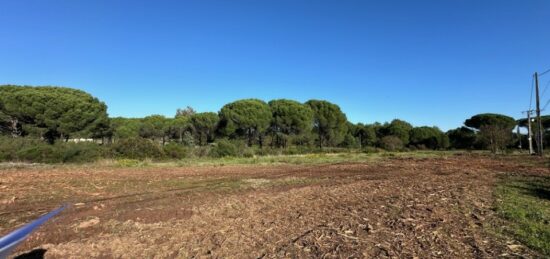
left=494, top=174, right=550, bottom=256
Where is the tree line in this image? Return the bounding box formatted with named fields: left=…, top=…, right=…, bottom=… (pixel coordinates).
left=0, top=85, right=540, bottom=157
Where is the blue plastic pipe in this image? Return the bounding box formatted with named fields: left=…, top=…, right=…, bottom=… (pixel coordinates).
left=0, top=205, right=66, bottom=259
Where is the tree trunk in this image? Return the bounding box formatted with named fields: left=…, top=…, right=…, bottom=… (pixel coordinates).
left=9, top=117, right=21, bottom=138
left=247, top=128, right=253, bottom=147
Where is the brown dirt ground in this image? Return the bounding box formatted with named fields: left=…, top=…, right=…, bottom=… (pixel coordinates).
left=1, top=154, right=548, bottom=258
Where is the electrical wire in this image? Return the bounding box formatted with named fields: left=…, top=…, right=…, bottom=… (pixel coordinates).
left=541, top=79, right=550, bottom=98
left=543, top=98, right=550, bottom=112
left=539, top=68, right=550, bottom=77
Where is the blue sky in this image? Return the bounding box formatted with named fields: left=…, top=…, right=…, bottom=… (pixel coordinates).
left=1, top=0, right=549, bottom=130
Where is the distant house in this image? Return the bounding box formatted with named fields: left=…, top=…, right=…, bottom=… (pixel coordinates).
left=68, top=138, right=94, bottom=143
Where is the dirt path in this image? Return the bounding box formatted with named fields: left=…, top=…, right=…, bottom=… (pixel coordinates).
left=1, top=155, right=546, bottom=258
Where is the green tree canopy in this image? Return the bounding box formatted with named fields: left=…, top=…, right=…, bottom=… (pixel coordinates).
left=409, top=126, right=449, bottom=149
left=166, top=116, right=192, bottom=144
left=175, top=106, right=196, bottom=118
left=465, top=113, right=516, bottom=130
left=381, top=119, right=413, bottom=145
left=305, top=100, right=348, bottom=148
left=190, top=112, right=219, bottom=145
left=268, top=99, right=313, bottom=147
left=517, top=115, right=550, bottom=129
left=465, top=113, right=515, bottom=153
left=139, top=115, right=168, bottom=141
left=86, top=116, right=112, bottom=140
left=0, top=85, right=109, bottom=142
left=218, top=99, right=272, bottom=146
left=111, top=117, right=141, bottom=139
left=353, top=123, right=377, bottom=148
left=446, top=127, right=477, bottom=149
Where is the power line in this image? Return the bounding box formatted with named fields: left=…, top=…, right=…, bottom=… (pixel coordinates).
left=541, top=79, right=550, bottom=98
left=543, top=99, right=550, bottom=111
left=539, top=68, right=550, bottom=77
left=535, top=72, right=544, bottom=155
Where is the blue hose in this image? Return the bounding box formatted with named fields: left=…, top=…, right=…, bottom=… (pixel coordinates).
left=0, top=205, right=67, bottom=259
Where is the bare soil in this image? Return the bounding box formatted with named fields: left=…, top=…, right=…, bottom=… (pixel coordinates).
left=1, top=154, right=548, bottom=258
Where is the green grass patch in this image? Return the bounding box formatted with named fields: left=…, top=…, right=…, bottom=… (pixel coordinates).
left=494, top=174, right=550, bottom=256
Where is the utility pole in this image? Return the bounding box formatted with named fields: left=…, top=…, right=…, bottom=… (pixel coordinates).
left=528, top=111, right=534, bottom=154
left=535, top=72, right=544, bottom=156
left=517, top=124, right=522, bottom=149
left=524, top=110, right=534, bottom=155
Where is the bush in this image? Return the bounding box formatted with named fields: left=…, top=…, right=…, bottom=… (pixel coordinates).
left=0, top=137, right=43, bottom=161
left=111, top=137, right=164, bottom=159
left=0, top=137, right=106, bottom=163
left=281, top=146, right=301, bottom=155
left=209, top=139, right=238, bottom=158
left=282, top=145, right=318, bottom=155
left=254, top=147, right=276, bottom=157
left=362, top=146, right=380, bottom=153
left=163, top=143, right=189, bottom=159
left=242, top=148, right=256, bottom=158
left=379, top=136, right=404, bottom=151
left=58, top=142, right=104, bottom=163
left=16, top=144, right=61, bottom=163
left=189, top=146, right=210, bottom=158
left=340, top=133, right=359, bottom=148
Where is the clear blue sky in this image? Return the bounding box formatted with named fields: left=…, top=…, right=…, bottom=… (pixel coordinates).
left=1, top=0, right=549, bottom=130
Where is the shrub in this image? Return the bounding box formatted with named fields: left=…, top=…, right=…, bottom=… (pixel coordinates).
left=163, top=143, right=189, bottom=159
left=0, top=137, right=106, bottom=163
left=58, top=142, right=104, bottom=163
left=340, top=133, right=359, bottom=148
left=362, top=146, right=379, bottom=153
left=111, top=137, right=164, bottom=159
left=181, top=131, right=195, bottom=147
left=379, top=136, right=404, bottom=151
left=242, top=148, right=256, bottom=158
left=0, top=137, right=43, bottom=161
left=254, top=147, right=274, bottom=157
left=16, top=144, right=61, bottom=163
left=190, top=146, right=211, bottom=158
left=209, top=139, right=238, bottom=157
left=282, top=145, right=318, bottom=155
left=282, top=146, right=301, bottom=155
